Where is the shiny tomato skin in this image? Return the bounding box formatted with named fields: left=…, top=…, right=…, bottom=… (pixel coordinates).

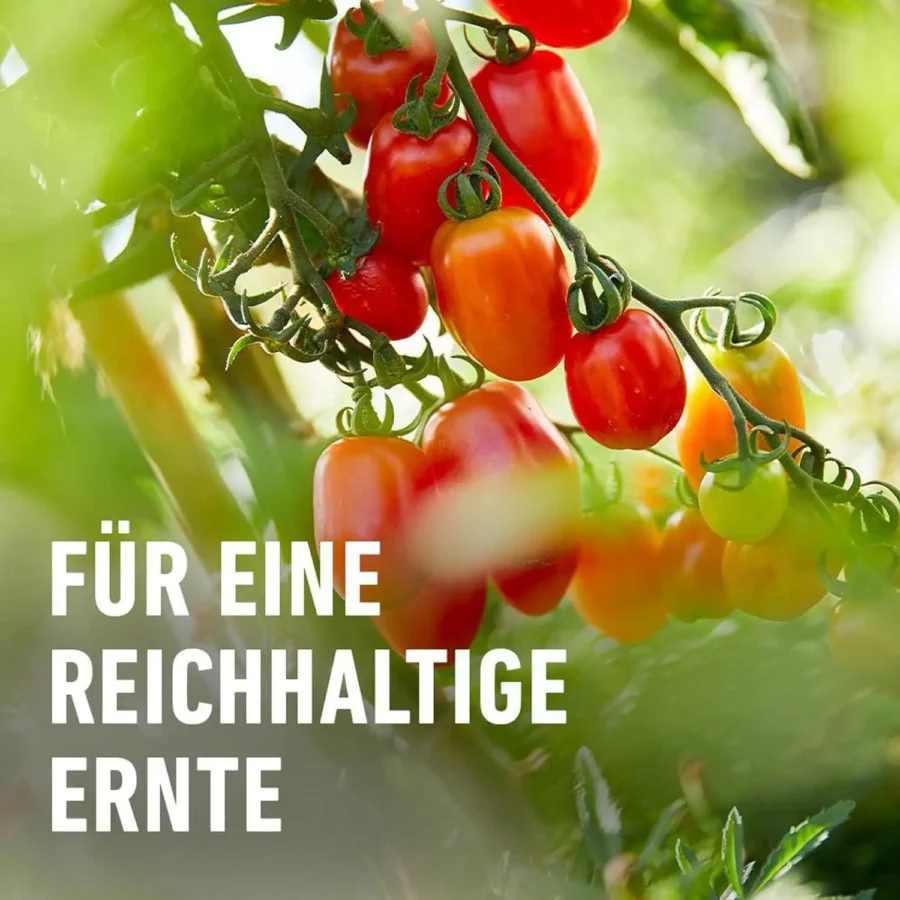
left=326, top=243, right=428, bottom=340
left=328, top=5, right=444, bottom=148
left=660, top=508, right=730, bottom=622
left=376, top=580, right=487, bottom=656
left=571, top=507, right=667, bottom=643
left=493, top=547, right=578, bottom=616
left=472, top=50, right=598, bottom=217
left=830, top=587, right=900, bottom=693
left=486, top=0, right=631, bottom=48
left=313, top=436, right=434, bottom=608
left=431, top=208, right=572, bottom=381
left=422, top=382, right=581, bottom=585
left=365, top=114, right=478, bottom=265
left=565, top=310, right=686, bottom=451
left=677, top=341, right=806, bottom=489
left=723, top=495, right=841, bottom=621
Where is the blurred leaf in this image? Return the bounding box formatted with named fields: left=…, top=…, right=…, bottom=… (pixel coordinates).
left=302, top=18, right=331, bottom=53
left=573, top=746, right=622, bottom=872
left=721, top=808, right=745, bottom=898
left=636, top=799, right=686, bottom=873
left=634, top=0, right=818, bottom=177
left=749, top=800, right=855, bottom=893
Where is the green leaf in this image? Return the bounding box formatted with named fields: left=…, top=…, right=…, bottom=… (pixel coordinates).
left=749, top=801, right=855, bottom=893
left=636, top=799, right=686, bottom=873
left=573, top=747, right=622, bottom=872
left=633, top=0, right=818, bottom=178
left=226, top=333, right=262, bottom=370
left=722, top=808, right=745, bottom=898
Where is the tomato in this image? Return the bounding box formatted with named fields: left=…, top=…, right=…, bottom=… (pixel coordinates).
left=486, top=0, right=631, bottom=48
left=660, top=508, right=729, bottom=622
left=431, top=207, right=572, bottom=381
left=365, top=114, right=478, bottom=265
left=326, top=243, right=428, bottom=340
left=328, top=4, right=445, bottom=148
left=472, top=50, right=598, bottom=217
left=722, top=494, right=840, bottom=621
left=421, top=381, right=581, bottom=598
left=565, top=310, right=686, bottom=451
left=493, top=548, right=578, bottom=616
left=830, top=586, right=900, bottom=693
left=314, top=436, right=486, bottom=654
left=571, top=506, right=667, bottom=643
left=697, top=460, right=788, bottom=544
left=677, top=340, right=805, bottom=490
left=377, top=581, right=487, bottom=657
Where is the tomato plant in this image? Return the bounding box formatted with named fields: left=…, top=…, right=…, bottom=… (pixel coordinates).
left=486, top=0, right=631, bottom=48
left=472, top=49, right=598, bottom=217
left=422, top=381, right=580, bottom=607
left=570, top=506, right=667, bottom=643
left=326, top=243, right=429, bottom=340
left=565, top=309, right=686, bottom=450
left=660, top=507, right=729, bottom=622
left=365, top=113, right=478, bottom=265
left=677, top=340, right=806, bottom=489
left=431, top=207, right=572, bottom=381
left=697, top=460, right=789, bottom=544
left=328, top=4, right=445, bottom=148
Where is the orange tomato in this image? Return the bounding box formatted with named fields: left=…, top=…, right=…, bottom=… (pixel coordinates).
left=431, top=207, right=572, bottom=381
left=571, top=507, right=667, bottom=643
left=676, top=341, right=805, bottom=489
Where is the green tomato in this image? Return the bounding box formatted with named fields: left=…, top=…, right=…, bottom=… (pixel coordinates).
left=698, top=460, right=789, bottom=544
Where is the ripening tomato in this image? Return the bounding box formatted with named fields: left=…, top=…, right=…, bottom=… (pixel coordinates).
left=677, top=341, right=806, bottom=489
left=723, top=495, right=841, bottom=621
left=472, top=50, right=598, bottom=217
left=431, top=207, right=572, bottom=381
left=565, top=310, right=686, bottom=451
left=328, top=4, right=446, bottom=148
left=326, top=243, right=428, bottom=340
left=830, top=586, right=900, bottom=693
left=313, top=436, right=434, bottom=608
left=698, top=460, right=788, bottom=544
left=571, top=506, right=667, bottom=643
left=660, top=508, right=729, bottom=622
left=493, top=548, right=579, bottom=616
left=486, top=0, right=631, bottom=48
left=365, top=114, right=478, bottom=265
left=420, top=381, right=581, bottom=599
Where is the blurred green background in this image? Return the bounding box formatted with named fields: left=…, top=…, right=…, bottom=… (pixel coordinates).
left=2, top=0, right=900, bottom=896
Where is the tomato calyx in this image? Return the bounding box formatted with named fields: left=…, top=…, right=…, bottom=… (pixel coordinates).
left=320, top=204, right=381, bottom=279
left=462, top=20, right=536, bottom=66
left=566, top=257, right=632, bottom=334
left=391, top=70, right=460, bottom=139
left=344, top=0, right=413, bottom=55
left=437, top=162, right=502, bottom=222
left=691, top=291, right=778, bottom=351
left=700, top=423, right=792, bottom=487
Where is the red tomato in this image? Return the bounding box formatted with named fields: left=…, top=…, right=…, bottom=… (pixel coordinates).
left=431, top=207, right=572, bottom=381
left=472, top=50, right=598, bottom=217
left=486, top=0, right=631, bottom=48
left=328, top=4, right=445, bottom=148
left=314, top=436, right=486, bottom=654
left=660, top=508, right=729, bottom=622
left=493, top=547, right=578, bottom=616
left=421, top=382, right=581, bottom=604
left=571, top=506, right=666, bottom=643
left=565, top=310, right=686, bottom=451
left=722, top=495, right=841, bottom=621
left=365, top=114, right=478, bottom=265
left=377, top=581, right=486, bottom=657
left=677, top=340, right=806, bottom=490
left=326, top=243, right=428, bottom=340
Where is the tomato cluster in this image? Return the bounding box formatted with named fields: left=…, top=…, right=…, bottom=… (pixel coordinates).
left=313, top=2, right=859, bottom=660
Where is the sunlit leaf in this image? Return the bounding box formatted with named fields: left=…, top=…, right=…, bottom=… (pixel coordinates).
left=573, top=747, right=622, bottom=871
